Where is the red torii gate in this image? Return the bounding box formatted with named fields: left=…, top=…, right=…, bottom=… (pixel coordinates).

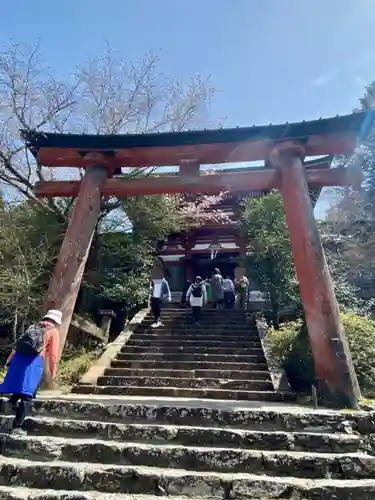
left=22, top=111, right=374, bottom=408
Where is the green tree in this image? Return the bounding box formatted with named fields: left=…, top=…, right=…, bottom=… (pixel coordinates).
left=0, top=41, right=222, bottom=323
left=239, top=192, right=299, bottom=328
left=83, top=232, right=154, bottom=310
left=0, top=201, right=62, bottom=331
left=82, top=190, right=229, bottom=314
left=318, top=220, right=374, bottom=314
left=322, top=83, right=375, bottom=302
left=240, top=193, right=372, bottom=327
left=266, top=312, right=375, bottom=397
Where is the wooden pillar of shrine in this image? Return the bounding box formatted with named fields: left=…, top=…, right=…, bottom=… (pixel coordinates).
left=270, top=142, right=361, bottom=409
left=44, top=153, right=110, bottom=378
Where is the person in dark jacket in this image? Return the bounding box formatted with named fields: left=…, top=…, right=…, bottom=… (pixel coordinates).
left=223, top=276, right=235, bottom=309
left=186, top=277, right=207, bottom=325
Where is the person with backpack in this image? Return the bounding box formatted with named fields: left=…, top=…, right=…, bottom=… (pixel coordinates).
left=186, top=276, right=207, bottom=325
left=0, top=309, right=61, bottom=436
left=223, top=276, right=235, bottom=309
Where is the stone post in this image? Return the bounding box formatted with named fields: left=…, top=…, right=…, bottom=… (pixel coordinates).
left=98, top=310, right=116, bottom=344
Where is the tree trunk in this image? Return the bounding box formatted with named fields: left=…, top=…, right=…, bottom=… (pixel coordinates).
left=12, top=309, right=18, bottom=343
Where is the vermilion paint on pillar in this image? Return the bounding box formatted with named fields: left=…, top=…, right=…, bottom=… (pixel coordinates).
left=44, top=159, right=109, bottom=371
left=270, top=142, right=361, bottom=408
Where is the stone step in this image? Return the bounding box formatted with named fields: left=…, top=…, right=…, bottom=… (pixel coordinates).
left=96, top=375, right=273, bottom=391
left=161, top=311, right=256, bottom=316
left=104, top=368, right=271, bottom=380
left=141, top=311, right=255, bottom=317
left=121, top=345, right=265, bottom=356
left=4, top=400, right=368, bottom=435
left=141, top=322, right=258, bottom=329
left=153, top=313, right=255, bottom=318
left=139, top=316, right=256, bottom=323
left=0, top=416, right=364, bottom=454
left=1, top=457, right=375, bottom=498
left=136, top=327, right=259, bottom=335
left=154, top=308, right=248, bottom=313
left=151, top=318, right=254, bottom=323
left=139, top=322, right=258, bottom=330
left=145, top=309, right=252, bottom=314
left=2, top=435, right=375, bottom=479
left=22, top=399, right=369, bottom=433
left=116, top=352, right=266, bottom=362
left=134, top=329, right=259, bottom=337
left=132, top=333, right=261, bottom=341
left=137, top=327, right=260, bottom=335
left=0, top=487, right=207, bottom=500
left=154, top=307, right=245, bottom=311
left=126, top=339, right=262, bottom=348
left=164, top=313, right=252, bottom=317
left=111, top=359, right=269, bottom=371
left=72, top=385, right=291, bottom=401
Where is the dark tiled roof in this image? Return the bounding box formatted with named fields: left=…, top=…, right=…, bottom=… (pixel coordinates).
left=21, top=112, right=371, bottom=157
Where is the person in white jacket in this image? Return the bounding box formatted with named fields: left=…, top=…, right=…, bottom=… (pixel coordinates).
left=186, top=276, right=207, bottom=326
left=149, top=277, right=171, bottom=328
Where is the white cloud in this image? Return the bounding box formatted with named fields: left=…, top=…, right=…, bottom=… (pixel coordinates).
left=312, top=68, right=337, bottom=86
left=354, top=75, right=366, bottom=87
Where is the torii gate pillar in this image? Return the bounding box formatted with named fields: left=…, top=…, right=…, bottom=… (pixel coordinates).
left=43, top=153, right=110, bottom=383
left=270, top=142, right=361, bottom=408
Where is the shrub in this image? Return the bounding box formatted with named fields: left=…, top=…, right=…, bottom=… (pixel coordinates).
left=57, top=344, right=100, bottom=387
left=266, top=311, right=375, bottom=397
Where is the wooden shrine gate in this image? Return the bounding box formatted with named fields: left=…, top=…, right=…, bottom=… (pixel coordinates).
left=22, top=111, right=374, bottom=408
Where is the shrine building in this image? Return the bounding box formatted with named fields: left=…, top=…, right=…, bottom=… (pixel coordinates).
left=159, top=158, right=331, bottom=292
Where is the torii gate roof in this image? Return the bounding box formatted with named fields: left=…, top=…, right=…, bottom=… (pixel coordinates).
left=21, top=112, right=372, bottom=169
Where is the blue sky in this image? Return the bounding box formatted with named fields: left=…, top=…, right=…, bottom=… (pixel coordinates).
left=2, top=0, right=375, bottom=216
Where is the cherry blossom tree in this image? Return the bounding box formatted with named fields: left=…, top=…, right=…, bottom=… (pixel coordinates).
left=0, top=42, right=223, bottom=218
left=0, top=40, right=229, bottom=318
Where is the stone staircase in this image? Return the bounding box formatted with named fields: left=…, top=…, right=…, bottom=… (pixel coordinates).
left=1, top=308, right=375, bottom=498
left=0, top=397, right=375, bottom=498
left=75, top=308, right=294, bottom=401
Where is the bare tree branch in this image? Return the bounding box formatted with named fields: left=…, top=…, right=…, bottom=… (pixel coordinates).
left=0, top=41, right=219, bottom=229
left=0, top=43, right=77, bottom=213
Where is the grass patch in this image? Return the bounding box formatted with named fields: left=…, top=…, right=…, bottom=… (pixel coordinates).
left=361, top=398, right=375, bottom=405
left=57, top=343, right=102, bottom=388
